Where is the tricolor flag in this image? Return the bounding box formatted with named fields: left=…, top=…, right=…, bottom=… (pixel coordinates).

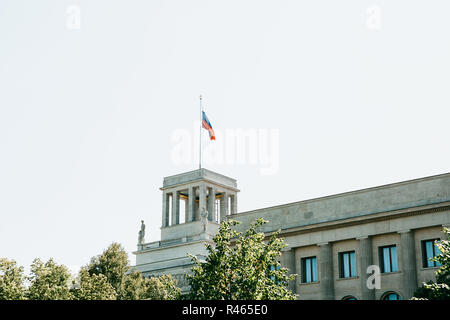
left=202, top=111, right=216, bottom=140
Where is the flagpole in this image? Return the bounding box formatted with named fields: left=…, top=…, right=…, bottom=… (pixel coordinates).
left=199, top=95, right=202, bottom=170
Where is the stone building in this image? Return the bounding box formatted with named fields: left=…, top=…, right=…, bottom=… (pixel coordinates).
left=133, top=169, right=450, bottom=300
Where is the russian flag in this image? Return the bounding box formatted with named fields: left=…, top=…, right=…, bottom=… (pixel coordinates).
left=202, top=111, right=216, bottom=140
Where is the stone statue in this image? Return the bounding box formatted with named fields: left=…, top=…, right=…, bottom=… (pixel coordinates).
left=138, top=220, right=145, bottom=245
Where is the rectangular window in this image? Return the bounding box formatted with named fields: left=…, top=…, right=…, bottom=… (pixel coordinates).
left=339, top=251, right=357, bottom=278
left=422, top=239, right=442, bottom=268
left=379, top=245, right=398, bottom=273
left=302, top=257, right=317, bottom=283
left=269, top=264, right=280, bottom=282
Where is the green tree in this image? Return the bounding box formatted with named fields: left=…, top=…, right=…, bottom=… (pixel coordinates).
left=187, top=218, right=297, bottom=300
left=86, top=242, right=129, bottom=296
left=413, top=227, right=450, bottom=300
left=1, top=242, right=182, bottom=300
left=142, top=274, right=181, bottom=300
left=85, top=243, right=181, bottom=300
left=120, top=269, right=180, bottom=300
left=0, top=258, right=26, bottom=300
left=72, top=267, right=117, bottom=300
left=119, top=269, right=146, bottom=300
left=27, top=258, right=73, bottom=300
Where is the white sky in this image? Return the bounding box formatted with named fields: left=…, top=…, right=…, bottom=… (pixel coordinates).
left=1, top=0, right=449, bottom=275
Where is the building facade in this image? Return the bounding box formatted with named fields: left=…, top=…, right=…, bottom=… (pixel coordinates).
left=133, top=169, right=450, bottom=300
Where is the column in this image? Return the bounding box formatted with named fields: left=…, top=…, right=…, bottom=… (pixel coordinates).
left=207, top=187, right=216, bottom=221
left=195, top=199, right=200, bottom=221
left=162, top=192, right=170, bottom=227
left=318, top=242, right=334, bottom=300
left=358, top=236, right=375, bottom=300
left=188, top=186, right=196, bottom=222
left=399, top=230, right=418, bottom=299
left=171, top=190, right=180, bottom=225
left=220, top=192, right=229, bottom=222
left=282, top=249, right=296, bottom=294
left=198, top=184, right=207, bottom=220
left=230, top=194, right=237, bottom=215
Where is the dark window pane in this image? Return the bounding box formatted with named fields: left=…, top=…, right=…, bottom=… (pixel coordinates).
left=302, top=257, right=317, bottom=283
left=311, top=257, right=317, bottom=282
left=385, top=293, right=401, bottom=300
left=344, top=296, right=356, bottom=300
left=426, top=241, right=434, bottom=267
left=390, top=246, right=398, bottom=272
left=305, top=259, right=311, bottom=282
left=343, top=253, right=350, bottom=278
left=423, top=240, right=442, bottom=268
left=350, top=252, right=356, bottom=277
left=383, top=247, right=391, bottom=273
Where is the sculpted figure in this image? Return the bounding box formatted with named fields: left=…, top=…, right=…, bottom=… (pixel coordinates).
left=138, top=220, right=145, bottom=244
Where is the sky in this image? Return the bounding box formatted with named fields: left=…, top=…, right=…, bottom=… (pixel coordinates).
left=1, top=0, right=449, bottom=276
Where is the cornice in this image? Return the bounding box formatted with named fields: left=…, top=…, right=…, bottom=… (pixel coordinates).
left=263, top=202, right=450, bottom=240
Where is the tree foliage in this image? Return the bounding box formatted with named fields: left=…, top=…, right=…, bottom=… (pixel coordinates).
left=143, top=274, right=181, bottom=300
left=413, top=227, right=450, bottom=300
left=84, top=242, right=180, bottom=300
left=0, top=258, right=26, bottom=300
left=85, top=242, right=129, bottom=296
left=187, top=218, right=297, bottom=300
left=26, top=258, right=73, bottom=300
left=120, top=268, right=146, bottom=300
left=72, top=267, right=117, bottom=300
left=0, top=242, right=181, bottom=300
left=120, top=269, right=180, bottom=300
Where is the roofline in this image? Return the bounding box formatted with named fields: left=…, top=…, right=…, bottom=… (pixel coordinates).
left=163, top=168, right=237, bottom=183
left=231, top=172, right=450, bottom=217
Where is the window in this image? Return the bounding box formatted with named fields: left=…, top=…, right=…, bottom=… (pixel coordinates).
left=339, top=251, right=357, bottom=278
left=269, top=264, right=280, bottom=282
left=422, top=239, right=442, bottom=268
left=382, top=292, right=402, bottom=300
left=301, top=257, right=318, bottom=283
left=379, top=245, right=398, bottom=273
